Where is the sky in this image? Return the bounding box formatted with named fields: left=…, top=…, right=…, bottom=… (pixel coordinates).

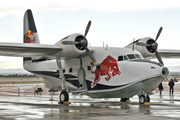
left=1, top=0, right=180, bottom=73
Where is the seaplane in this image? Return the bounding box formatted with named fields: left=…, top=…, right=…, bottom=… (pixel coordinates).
left=2, top=9, right=180, bottom=104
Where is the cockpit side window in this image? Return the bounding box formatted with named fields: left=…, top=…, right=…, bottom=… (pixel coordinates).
left=127, top=54, right=136, bottom=59
left=135, top=54, right=142, bottom=59
left=118, top=56, right=123, bottom=61
left=124, top=55, right=128, bottom=60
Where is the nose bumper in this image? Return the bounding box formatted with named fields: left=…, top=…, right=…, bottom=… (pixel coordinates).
left=161, top=67, right=169, bottom=77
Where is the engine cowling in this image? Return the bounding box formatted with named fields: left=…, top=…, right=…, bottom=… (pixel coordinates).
left=125, top=37, right=156, bottom=58
left=55, top=33, right=87, bottom=57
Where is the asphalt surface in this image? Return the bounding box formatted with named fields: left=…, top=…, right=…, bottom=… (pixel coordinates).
left=0, top=92, right=180, bottom=120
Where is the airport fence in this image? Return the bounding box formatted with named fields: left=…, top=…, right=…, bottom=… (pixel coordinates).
left=1, top=82, right=180, bottom=96
left=0, top=85, right=59, bottom=96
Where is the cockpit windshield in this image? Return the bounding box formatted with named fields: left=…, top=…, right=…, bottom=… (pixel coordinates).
left=118, top=54, right=143, bottom=61
left=127, top=54, right=136, bottom=59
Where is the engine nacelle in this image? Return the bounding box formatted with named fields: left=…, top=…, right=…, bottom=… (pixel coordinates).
left=125, top=37, right=156, bottom=58
left=54, top=33, right=87, bottom=57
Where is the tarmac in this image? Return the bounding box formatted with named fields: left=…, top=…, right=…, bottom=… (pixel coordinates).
left=0, top=91, right=180, bottom=120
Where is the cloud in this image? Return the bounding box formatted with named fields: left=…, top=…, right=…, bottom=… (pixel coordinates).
left=1, top=0, right=180, bottom=18
left=0, top=57, right=22, bottom=69
left=167, top=66, right=180, bottom=72
left=0, top=68, right=31, bottom=75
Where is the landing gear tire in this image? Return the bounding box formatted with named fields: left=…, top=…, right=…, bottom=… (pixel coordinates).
left=59, top=91, right=69, bottom=104
left=139, top=95, right=146, bottom=104
left=120, top=98, right=129, bottom=102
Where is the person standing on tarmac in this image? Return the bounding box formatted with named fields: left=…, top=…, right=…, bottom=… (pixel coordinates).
left=168, top=79, right=175, bottom=95
left=158, top=82, right=164, bottom=95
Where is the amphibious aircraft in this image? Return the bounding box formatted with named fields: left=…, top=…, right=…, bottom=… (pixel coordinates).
left=1, top=9, right=180, bottom=104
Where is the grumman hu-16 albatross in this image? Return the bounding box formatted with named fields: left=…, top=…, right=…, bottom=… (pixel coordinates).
left=2, top=9, right=180, bottom=104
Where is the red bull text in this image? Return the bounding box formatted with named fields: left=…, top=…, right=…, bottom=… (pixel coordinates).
left=90, top=55, right=121, bottom=88
left=24, top=30, right=35, bottom=43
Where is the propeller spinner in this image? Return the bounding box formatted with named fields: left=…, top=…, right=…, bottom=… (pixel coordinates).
left=61, top=21, right=97, bottom=64
left=135, top=27, right=164, bottom=66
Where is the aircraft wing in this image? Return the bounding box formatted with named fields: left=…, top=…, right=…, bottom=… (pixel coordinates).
left=0, top=42, right=62, bottom=57
left=146, top=49, right=180, bottom=59
left=158, top=49, right=180, bottom=58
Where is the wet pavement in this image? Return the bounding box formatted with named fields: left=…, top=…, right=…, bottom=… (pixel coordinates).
left=0, top=92, right=180, bottom=120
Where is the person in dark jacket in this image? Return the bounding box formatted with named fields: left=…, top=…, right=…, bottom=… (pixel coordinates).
left=168, top=79, right=175, bottom=95
left=158, top=83, right=164, bottom=95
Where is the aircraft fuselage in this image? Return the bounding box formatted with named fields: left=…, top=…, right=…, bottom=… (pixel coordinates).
left=23, top=47, right=168, bottom=98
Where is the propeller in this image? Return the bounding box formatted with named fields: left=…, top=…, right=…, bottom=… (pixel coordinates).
left=135, top=42, right=150, bottom=47
left=61, top=21, right=97, bottom=64
left=61, top=41, right=79, bottom=45
left=132, top=38, right=135, bottom=51
left=135, top=27, right=164, bottom=65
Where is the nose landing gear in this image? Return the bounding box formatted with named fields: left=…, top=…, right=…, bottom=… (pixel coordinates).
left=138, top=90, right=151, bottom=104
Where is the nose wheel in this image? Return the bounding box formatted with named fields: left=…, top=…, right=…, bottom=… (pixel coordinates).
left=139, top=94, right=150, bottom=104
left=138, top=90, right=151, bottom=104
left=59, top=91, right=69, bottom=104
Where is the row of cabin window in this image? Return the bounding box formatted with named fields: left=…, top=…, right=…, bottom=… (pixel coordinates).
left=118, top=54, right=142, bottom=61
left=58, top=54, right=142, bottom=73
left=61, top=66, right=92, bottom=73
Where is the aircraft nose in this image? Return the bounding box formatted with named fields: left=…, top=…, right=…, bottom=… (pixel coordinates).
left=161, top=67, right=169, bottom=77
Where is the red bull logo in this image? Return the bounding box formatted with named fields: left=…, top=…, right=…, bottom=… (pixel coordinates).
left=90, top=55, right=121, bottom=88
left=24, top=30, right=35, bottom=43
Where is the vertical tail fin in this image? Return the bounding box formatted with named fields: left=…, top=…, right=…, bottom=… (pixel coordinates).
left=23, top=9, right=40, bottom=65
left=23, top=9, right=40, bottom=44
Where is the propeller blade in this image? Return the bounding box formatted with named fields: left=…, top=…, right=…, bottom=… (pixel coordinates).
left=84, top=21, right=91, bottom=37
left=155, top=27, right=163, bottom=41
left=85, top=47, right=96, bottom=64
left=61, top=41, right=79, bottom=45
left=135, top=42, right=151, bottom=46
left=155, top=50, right=164, bottom=66
left=132, top=38, right=135, bottom=51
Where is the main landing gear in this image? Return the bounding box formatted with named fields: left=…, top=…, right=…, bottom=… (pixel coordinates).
left=59, top=91, right=69, bottom=104
left=56, top=57, right=70, bottom=104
